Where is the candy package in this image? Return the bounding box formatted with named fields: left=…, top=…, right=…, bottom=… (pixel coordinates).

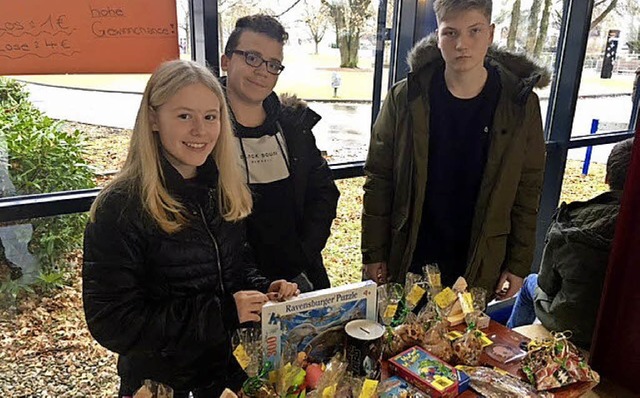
left=133, top=380, right=173, bottom=398
left=452, top=328, right=483, bottom=366
left=421, top=319, right=454, bottom=363
left=457, top=366, right=551, bottom=397
left=521, top=333, right=599, bottom=391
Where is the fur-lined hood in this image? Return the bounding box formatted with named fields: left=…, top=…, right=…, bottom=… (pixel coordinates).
left=279, top=93, right=321, bottom=131
left=406, top=35, right=551, bottom=89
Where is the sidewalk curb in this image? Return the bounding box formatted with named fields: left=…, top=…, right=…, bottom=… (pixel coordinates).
left=16, top=79, right=633, bottom=102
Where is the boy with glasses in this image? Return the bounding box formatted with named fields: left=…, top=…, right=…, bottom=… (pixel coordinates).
left=220, top=14, right=339, bottom=292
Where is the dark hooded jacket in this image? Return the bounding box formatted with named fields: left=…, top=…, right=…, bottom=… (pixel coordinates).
left=362, top=36, right=549, bottom=292
left=222, top=77, right=340, bottom=291
left=83, top=157, right=270, bottom=395
left=534, top=191, right=622, bottom=348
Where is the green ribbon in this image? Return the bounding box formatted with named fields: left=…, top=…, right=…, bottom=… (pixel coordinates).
left=242, top=361, right=274, bottom=396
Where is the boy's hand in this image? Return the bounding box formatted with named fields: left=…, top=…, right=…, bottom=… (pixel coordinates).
left=494, top=271, right=523, bottom=299
left=363, top=262, right=387, bottom=284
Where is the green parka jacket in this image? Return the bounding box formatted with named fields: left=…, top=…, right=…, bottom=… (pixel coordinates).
left=362, top=36, right=549, bottom=293
left=534, top=191, right=622, bottom=348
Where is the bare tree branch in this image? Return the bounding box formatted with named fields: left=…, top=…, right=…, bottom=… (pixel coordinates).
left=590, top=0, right=618, bottom=30
left=275, top=0, right=305, bottom=17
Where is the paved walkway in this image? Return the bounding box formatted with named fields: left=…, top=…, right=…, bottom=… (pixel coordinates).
left=24, top=82, right=634, bottom=165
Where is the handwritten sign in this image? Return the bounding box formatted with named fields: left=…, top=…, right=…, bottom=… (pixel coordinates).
left=0, top=0, right=179, bottom=74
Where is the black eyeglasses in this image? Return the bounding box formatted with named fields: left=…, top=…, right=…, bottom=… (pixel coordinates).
left=230, top=50, right=285, bottom=75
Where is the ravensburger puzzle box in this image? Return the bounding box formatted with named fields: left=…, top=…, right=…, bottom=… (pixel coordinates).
left=261, top=281, right=377, bottom=367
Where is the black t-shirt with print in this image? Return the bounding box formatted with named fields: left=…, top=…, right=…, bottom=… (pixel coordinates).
left=235, top=116, right=307, bottom=285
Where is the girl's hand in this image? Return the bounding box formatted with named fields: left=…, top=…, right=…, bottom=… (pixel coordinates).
left=267, top=280, right=300, bottom=301
left=233, top=290, right=268, bottom=323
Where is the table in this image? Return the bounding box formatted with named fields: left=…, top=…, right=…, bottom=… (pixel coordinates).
left=383, top=320, right=597, bottom=397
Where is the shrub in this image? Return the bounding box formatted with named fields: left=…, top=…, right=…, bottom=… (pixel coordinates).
left=0, top=78, right=95, bottom=274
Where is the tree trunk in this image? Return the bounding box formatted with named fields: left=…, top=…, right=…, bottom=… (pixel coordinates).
left=349, top=32, right=360, bottom=67
left=526, top=0, right=542, bottom=53
left=322, top=0, right=370, bottom=68
left=507, top=0, right=521, bottom=50
left=338, top=29, right=360, bottom=68
left=533, top=0, right=552, bottom=56
left=341, top=31, right=363, bottom=68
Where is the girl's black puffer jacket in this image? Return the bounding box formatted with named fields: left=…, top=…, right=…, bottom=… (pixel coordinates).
left=82, top=157, right=270, bottom=394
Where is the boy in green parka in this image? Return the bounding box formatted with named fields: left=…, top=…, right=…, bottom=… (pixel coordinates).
left=362, top=0, right=548, bottom=298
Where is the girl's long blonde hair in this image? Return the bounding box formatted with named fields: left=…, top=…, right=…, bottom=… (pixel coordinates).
left=90, top=60, right=252, bottom=233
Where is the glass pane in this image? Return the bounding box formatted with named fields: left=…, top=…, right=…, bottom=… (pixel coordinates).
left=0, top=79, right=99, bottom=198
left=560, top=144, right=617, bottom=204
left=570, top=0, right=639, bottom=137
left=0, top=213, right=119, bottom=396
left=1, top=0, right=188, bottom=196
left=324, top=177, right=365, bottom=286
left=218, top=0, right=390, bottom=164
left=491, top=0, right=565, bottom=129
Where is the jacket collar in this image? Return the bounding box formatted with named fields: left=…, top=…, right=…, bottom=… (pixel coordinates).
left=160, top=153, right=218, bottom=199
left=554, top=190, right=622, bottom=246
left=279, top=93, right=321, bottom=131
left=406, top=34, right=551, bottom=105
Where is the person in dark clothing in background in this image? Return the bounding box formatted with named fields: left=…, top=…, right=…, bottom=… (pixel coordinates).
left=82, top=60, right=298, bottom=397
left=220, top=15, right=340, bottom=292
left=507, top=138, right=634, bottom=348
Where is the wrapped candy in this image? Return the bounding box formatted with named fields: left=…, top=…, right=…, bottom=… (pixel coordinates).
left=522, top=332, right=600, bottom=391
left=306, top=354, right=349, bottom=398
left=422, top=263, right=442, bottom=295
left=232, top=328, right=263, bottom=378
left=404, top=272, right=429, bottom=312
left=133, top=380, right=173, bottom=398
left=377, top=283, right=404, bottom=326
left=383, top=320, right=428, bottom=359
left=420, top=320, right=454, bottom=363
left=452, top=327, right=483, bottom=366
left=457, top=366, right=551, bottom=397
left=242, top=361, right=278, bottom=398
left=275, top=363, right=306, bottom=397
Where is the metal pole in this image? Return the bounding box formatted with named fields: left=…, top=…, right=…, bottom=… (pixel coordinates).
left=371, top=0, right=389, bottom=125
left=533, top=0, right=595, bottom=271
left=582, top=119, right=599, bottom=175
left=630, top=70, right=640, bottom=129
left=189, top=0, right=219, bottom=75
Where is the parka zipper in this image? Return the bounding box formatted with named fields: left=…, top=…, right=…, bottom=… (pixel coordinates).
left=198, top=204, right=225, bottom=296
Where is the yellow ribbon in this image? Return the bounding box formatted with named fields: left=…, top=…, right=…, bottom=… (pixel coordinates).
left=526, top=330, right=573, bottom=353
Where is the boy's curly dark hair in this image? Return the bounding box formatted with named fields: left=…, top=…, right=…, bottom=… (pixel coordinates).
left=224, top=14, right=288, bottom=56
